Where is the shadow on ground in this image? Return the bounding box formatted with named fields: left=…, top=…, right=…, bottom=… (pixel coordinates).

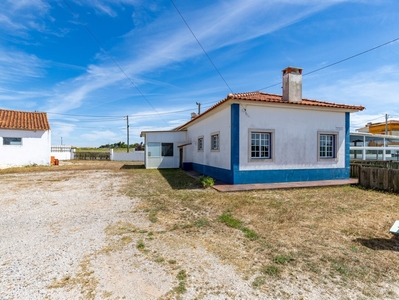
left=158, top=169, right=202, bottom=190
left=120, top=164, right=145, bottom=169
left=354, top=237, right=399, bottom=251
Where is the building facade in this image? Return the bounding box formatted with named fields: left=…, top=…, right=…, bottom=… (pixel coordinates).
left=0, top=109, right=51, bottom=168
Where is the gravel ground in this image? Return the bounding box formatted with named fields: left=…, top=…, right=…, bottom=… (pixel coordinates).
left=0, top=169, right=265, bottom=299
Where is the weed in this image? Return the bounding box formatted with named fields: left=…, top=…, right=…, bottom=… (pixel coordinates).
left=199, top=175, right=214, bottom=188
left=262, top=265, right=281, bottom=277
left=168, top=260, right=177, bottom=265
left=218, top=212, right=242, bottom=229
left=177, top=270, right=187, bottom=281
left=241, top=227, right=259, bottom=240
left=219, top=212, right=259, bottom=240
left=174, top=281, right=186, bottom=294
left=273, top=254, right=294, bottom=265
left=193, top=217, right=210, bottom=227
left=136, top=240, right=145, bottom=250
left=252, top=276, right=266, bottom=288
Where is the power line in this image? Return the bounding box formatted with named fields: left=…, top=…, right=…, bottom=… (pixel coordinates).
left=170, top=0, right=234, bottom=94
left=62, top=0, right=168, bottom=125
left=259, top=36, right=399, bottom=91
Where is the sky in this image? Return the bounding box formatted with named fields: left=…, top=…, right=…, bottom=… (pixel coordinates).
left=1, top=0, right=399, bottom=147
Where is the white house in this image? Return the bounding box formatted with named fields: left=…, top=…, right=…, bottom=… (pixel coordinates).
left=0, top=109, right=51, bottom=168
left=141, top=67, right=364, bottom=184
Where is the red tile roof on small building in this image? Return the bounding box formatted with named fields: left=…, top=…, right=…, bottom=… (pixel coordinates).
left=176, top=91, right=365, bottom=130
left=0, top=109, right=50, bottom=131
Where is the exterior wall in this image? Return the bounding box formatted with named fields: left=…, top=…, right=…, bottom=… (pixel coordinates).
left=0, top=129, right=51, bottom=168
left=184, top=105, right=232, bottom=181
left=110, top=150, right=144, bottom=161
left=233, top=104, right=349, bottom=184
left=183, top=103, right=351, bottom=184
left=51, top=145, right=74, bottom=160
left=239, top=104, right=346, bottom=170
left=144, top=131, right=187, bottom=169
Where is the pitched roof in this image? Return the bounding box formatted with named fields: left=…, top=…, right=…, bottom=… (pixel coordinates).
left=176, top=91, right=365, bottom=130
left=0, top=109, right=50, bottom=131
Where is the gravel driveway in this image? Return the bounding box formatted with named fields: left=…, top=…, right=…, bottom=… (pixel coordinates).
left=0, top=169, right=263, bottom=299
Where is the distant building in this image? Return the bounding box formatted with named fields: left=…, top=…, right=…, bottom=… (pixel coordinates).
left=0, top=109, right=51, bottom=168
left=350, top=132, right=399, bottom=161
left=141, top=67, right=364, bottom=184
left=356, top=120, right=399, bottom=136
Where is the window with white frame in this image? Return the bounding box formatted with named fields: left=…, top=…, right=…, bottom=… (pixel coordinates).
left=319, top=133, right=337, bottom=159
left=198, top=137, right=204, bottom=151
left=3, top=137, right=22, bottom=145
left=211, top=133, right=219, bottom=151
left=251, top=132, right=271, bottom=159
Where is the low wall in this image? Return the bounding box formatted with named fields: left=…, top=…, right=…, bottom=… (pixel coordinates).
left=51, top=145, right=74, bottom=160
left=110, top=149, right=144, bottom=161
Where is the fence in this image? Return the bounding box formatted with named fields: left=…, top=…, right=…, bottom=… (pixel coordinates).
left=358, top=167, right=399, bottom=193
left=351, top=161, right=399, bottom=193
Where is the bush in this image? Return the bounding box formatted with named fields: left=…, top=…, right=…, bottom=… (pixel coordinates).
left=199, top=175, right=214, bottom=188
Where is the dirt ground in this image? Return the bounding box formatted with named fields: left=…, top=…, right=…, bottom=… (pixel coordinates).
left=0, top=164, right=264, bottom=299
left=1, top=162, right=399, bottom=299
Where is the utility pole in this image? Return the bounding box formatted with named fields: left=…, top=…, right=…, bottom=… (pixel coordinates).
left=385, top=113, right=388, bottom=135
left=126, top=115, right=130, bottom=153
left=61, top=137, right=63, bottom=145
left=196, top=102, right=201, bottom=115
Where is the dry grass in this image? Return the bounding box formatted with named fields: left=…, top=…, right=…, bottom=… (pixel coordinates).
left=122, top=167, right=399, bottom=297
left=10, top=160, right=399, bottom=298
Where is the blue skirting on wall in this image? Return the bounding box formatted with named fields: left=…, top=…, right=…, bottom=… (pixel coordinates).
left=183, top=162, right=349, bottom=184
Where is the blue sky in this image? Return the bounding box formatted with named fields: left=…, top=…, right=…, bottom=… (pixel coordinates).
left=1, top=0, right=398, bottom=147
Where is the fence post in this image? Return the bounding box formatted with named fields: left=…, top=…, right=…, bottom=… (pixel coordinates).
left=110, top=149, right=114, bottom=161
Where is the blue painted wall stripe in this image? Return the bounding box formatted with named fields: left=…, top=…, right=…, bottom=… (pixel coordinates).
left=345, top=112, right=350, bottom=174
left=231, top=104, right=240, bottom=184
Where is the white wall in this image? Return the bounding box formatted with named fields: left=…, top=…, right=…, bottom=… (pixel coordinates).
left=239, top=104, right=346, bottom=170
left=144, top=131, right=187, bottom=169
left=110, top=150, right=144, bottom=161
left=0, top=129, right=51, bottom=168
left=185, top=106, right=231, bottom=170
left=51, top=145, right=74, bottom=160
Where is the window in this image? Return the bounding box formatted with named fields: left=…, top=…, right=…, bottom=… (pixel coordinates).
left=211, top=133, right=219, bottom=151
left=147, top=142, right=174, bottom=157
left=3, top=137, right=22, bottom=145
left=251, top=132, right=271, bottom=159
left=319, top=133, right=337, bottom=159
left=147, top=142, right=160, bottom=157
left=198, top=137, right=204, bottom=151
left=161, top=143, right=173, bottom=156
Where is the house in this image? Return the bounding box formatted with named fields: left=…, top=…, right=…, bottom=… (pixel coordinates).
left=141, top=67, right=364, bottom=184
left=356, top=120, right=399, bottom=136
left=0, top=109, right=51, bottom=168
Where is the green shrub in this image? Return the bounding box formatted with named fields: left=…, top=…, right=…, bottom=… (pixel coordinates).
left=199, top=175, right=214, bottom=188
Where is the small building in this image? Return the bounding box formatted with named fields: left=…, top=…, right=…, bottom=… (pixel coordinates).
left=350, top=132, right=399, bottom=161
left=0, top=109, right=51, bottom=168
left=356, top=120, right=399, bottom=136
left=141, top=67, right=364, bottom=184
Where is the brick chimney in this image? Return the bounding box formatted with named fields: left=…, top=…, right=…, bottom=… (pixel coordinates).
left=282, top=67, right=303, bottom=102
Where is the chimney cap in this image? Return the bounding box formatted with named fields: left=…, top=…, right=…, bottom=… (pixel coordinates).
left=282, top=66, right=303, bottom=75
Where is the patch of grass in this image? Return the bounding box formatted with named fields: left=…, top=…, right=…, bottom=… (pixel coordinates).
left=136, top=240, right=145, bottom=250
left=219, top=212, right=258, bottom=240
left=252, top=276, right=266, bottom=288
left=168, top=260, right=177, bottom=265
left=177, top=269, right=187, bottom=281
left=218, top=212, right=242, bottom=229
left=273, top=254, right=294, bottom=265
left=262, top=265, right=281, bottom=277
left=174, top=281, right=186, bottom=294
left=193, top=217, right=210, bottom=228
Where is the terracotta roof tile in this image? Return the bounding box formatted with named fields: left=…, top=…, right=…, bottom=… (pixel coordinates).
left=176, top=91, right=364, bottom=130
left=0, top=109, right=50, bottom=131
